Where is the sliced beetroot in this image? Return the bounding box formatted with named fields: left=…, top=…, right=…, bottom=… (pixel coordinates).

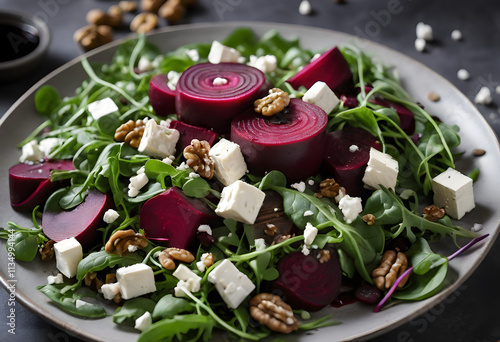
left=371, top=97, right=415, bottom=134
left=139, top=187, right=219, bottom=250
left=167, top=120, right=218, bottom=151
left=323, top=127, right=381, bottom=196
left=9, top=160, right=74, bottom=211
left=175, top=63, right=267, bottom=133
left=273, top=249, right=342, bottom=311
left=231, top=99, right=328, bottom=182
left=286, top=47, right=354, bottom=94
left=149, top=74, right=177, bottom=116
left=42, top=188, right=112, bottom=248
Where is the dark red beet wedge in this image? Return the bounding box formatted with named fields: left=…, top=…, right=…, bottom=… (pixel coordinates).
left=167, top=120, right=218, bottom=151
left=231, top=99, right=328, bottom=182
left=371, top=98, right=415, bottom=134
left=286, top=47, right=354, bottom=94
left=149, top=74, right=177, bottom=116
left=323, top=127, right=381, bottom=196
left=9, top=160, right=74, bottom=212
left=42, top=188, right=112, bottom=248
left=139, top=187, right=219, bottom=250
left=273, top=249, right=342, bottom=311
left=175, top=63, right=267, bottom=133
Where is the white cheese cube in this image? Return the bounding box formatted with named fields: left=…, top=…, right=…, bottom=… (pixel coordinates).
left=209, top=139, right=247, bottom=186
left=338, top=195, right=363, bottom=223
left=416, top=22, right=433, bottom=41
left=247, top=55, right=278, bottom=73
left=173, top=264, right=202, bottom=297
left=138, top=119, right=180, bottom=158
left=362, top=148, right=399, bottom=190
left=304, top=222, right=318, bottom=245
left=116, top=263, right=156, bottom=300
left=129, top=173, right=149, bottom=191
left=208, top=41, right=241, bottom=64
left=215, top=180, right=266, bottom=224
left=103, top=209, right=120, bottom=224
left=87, top=97, right=119, bottom=120
left=302, top=81, right=340, bottom=114
left=54, top=237, right=82, bottom=278
left=20, top=140, right=44, bottom=163
left=100, top=282, right=121, bottom=300
left=432, top=168, right=475, bottom=219
left=135, top=311, right=152, bottom=332
left=47, top=273, right=64, bottom=285
left=208, top=259, right=255, bottom=309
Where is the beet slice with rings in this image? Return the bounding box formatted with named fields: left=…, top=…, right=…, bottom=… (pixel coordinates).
left=175, top=63, right=267, bottom=133
left=286, top=47, right=354, bottom=94
left=323, top=127, right=381, bottom=197
left=149, top=74, right=177, bottom=116
left=9, top=160, right=74, bottom=212
left=231, top=99, right=328, bottom=182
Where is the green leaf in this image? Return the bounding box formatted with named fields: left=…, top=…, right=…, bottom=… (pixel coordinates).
left=406, top=238, right=447, bottom=275
left=393, top=261, right=448, bottom=301
left=77, top=250, right=143, bottom=281
left=152, top=294, right=194, bottom=321
left=138, top=314, right=215, bottom=342
left=258, top=170, right=287, bottom=190
left=113, top=298, right=156, bottom=327
left=182, top=177, right=211, bottom=198
left=10, top=232, right=39, bottom=262
left=329, top=106, right=384, bottom=144
left=35, top=85, right=61, bottom=117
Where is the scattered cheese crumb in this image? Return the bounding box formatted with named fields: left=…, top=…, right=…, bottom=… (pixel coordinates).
left=186, top=49, right=199, bottom=62
left=304, top=222, right=318, bottom=245
left=161, top=155, right=175, bottom=165
left=213, top=77, right=228, bottom=86
left=197, top=224, right=212, bottom=235
left=451, top=29, right=463, bottom=41
left=255, top=238, right=266, bottom=251
left=177, top=162, right=190, bottom=171
left=298, top=0, right=312, bottom=15
left=308, top=179, right=315, bottom=186
left=189, top=172, right=200, bottom=178
left=274, top=208, right=279, bottom=212
left=338, top=195, right=363, bottom=223
left=349, top=145, right=360, bottom=153
left=138, top=56, right=154, bottom=72
left=415, top=38, right=426, bottom=52
left=496, top=85, right=500, bottom=95
left=471, top=223, right=483, bottom=232
left=474, top=86, right=492, bottom=105
left=47, top=273, right=64, bottom=285
left=128, top=245, right=138, bottom=253
left=457, top=69, right=470, bottom=81
left=103, top=209, right=120, bottom=224
left=303, top=210, right=314, bottom=217
left=167, top=70, right=181, bottom=90
left=416, top=22, right=433, bottom=41
left=291, top=181, right=306, bottom=193
left=301, top=244, right=310, bottom=256
left=75, top=299, right=88, bottom=309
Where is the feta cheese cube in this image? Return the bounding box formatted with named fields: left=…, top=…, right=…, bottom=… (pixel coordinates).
left=103, top=209, right=120, bottom=224
left=116, top=263, right=156, bottom=299
left=304, top=222, right=318, bottom=245
left=338, top=195, right=363, bottom=223
left=20, top=140, right=44, bottom=163
left=54, top=237, right=82, bottom=278
left=208, top=259, right=255, bottom=309
left=138, top=120, right=180, bottom=158
left=215, top=180, right=266, bottom=224
left=87, top=97, right=119, bottom=120
left=302, top=81, right=340, bottom=114
left=416, top=22, right=433, bottom=41
left=209, top=139, right=247, bottom=186
left=47, top=273, right=64, bottom=285
left=135, top=311, right=152, bottom=332
left=173, top=264, right=201, bottom=297
left=362, top=148, right=399, bottom=190
left=100, top=282, right=121, bottom=300
left=247, top=55, right=278, bottom=73
left=432, top=168, right=475, bottom=219
left=208, top=41, right=241, bottom=64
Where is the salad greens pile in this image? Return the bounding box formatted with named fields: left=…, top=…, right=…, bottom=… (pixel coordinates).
left=1, top=27, right=483, bottom=341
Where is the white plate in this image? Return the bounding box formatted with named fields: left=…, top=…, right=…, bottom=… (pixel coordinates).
left=1, top=22, right=499, bottom=342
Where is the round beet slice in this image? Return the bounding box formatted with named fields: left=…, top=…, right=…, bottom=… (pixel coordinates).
left=231, top=99, right=328, bottom=182
left=175, top=63, right=267, bottom=133
left=273, top=249, right=342, bottom=311
left=42, top=188, right=112, bottom=248
left=149, top=74, right=177, bottom=116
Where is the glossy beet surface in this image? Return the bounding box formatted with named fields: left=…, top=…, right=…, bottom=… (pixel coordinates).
left=273, top=249, right=342, bottom=311
left=231, top=99, right=328, bottom=182
left=167, top=120, right=218, bottom=151
left=139, top=187, right=219, bottom=250
left=323, top=127, right=380, bottom=196
left=149, top=74, right=177, bottom=116
left=9, top=160, right=74, bottom=211
left=42, top=189, right=112, bottom=248
left=175, top=63, right=266, bottom=133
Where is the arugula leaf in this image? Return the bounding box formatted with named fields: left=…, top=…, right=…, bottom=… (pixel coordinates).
left=138, top=314, right=215, bottom=342
left=77, top=250, right=143, bottom=281
left=152, top=294, right=194, bottom=321
left=113, top=298, right=157, bottom=327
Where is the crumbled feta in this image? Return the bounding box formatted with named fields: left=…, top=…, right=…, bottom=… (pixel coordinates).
left=303, top=210, right=314, bottom=217
left=177, top=162, right=190, bottom=171
left=247, top=55, right=278, bottom=73
left=134, top=311, right=152, bottom=332
left=304, top=222, right=318, bottom=245
left=39, top=138, right=62, bottom=158
left=416, top=22, right=433, bottom=41
left=198, top=224, right=212, bottom=235
left=496, top=85, right=500, bottom=95
left=335, top=188, right=346, bottom=203
left=471, top=223, right=483, bottom=232
left=432, top=167, right=475, bottom=220
left=457, top=69, right=470, bottom=81
left=128, top=172, right=149, bottom=197
left=167, top=70, right=182, bottom=91
left=291, top=181, right=306, bottom=193
left=136, top=166, right=146, bottom=174
left=474, top=86, right=492, bottom=105
left=137, top=56, right=154, bottom=72
left=138, top=119, right=180, bottom=158
left=415, top=38, right=426, bottom=52
left=301, top=244, right=310, bottom=256
left=54, top=237, right=82, bottom=278
left=215, top=180, right=266, bottom=224
left=20, top=140, right=44, bottom=163
left=75, top=299, right=88, bottom=309
left=116, top=263, right=156, bottom=300
left=128, top=187, right=139, bottom=198
left=362, top=148, right=399, bottom=190
left=213, top=77, right=228, bottom=86
left=173, top=264, right=202, bottom=297
left=255, top=238, right=266, bottom=251
left=298, top=0, right=312, bottom=15
left=208, top=41, right=241, bottom=64
left=349, top=145, right=360, bottom=153
left=310, top=53, right=321, bottom=63
left=161, top=156, right=175, bottom=165
left=302, top=81, right=340, bottom=114
left=189, top=172, right=200, bottom=178
left=308, top=179, right=315, bottom=186
left=128, top=245, right=138, bottom=253
left=451, top=29, right=463, bottom=41
left=47, top=273, right=64, bottom=285
left=103, top=209, right=120, bottom=224
left=87, top=97, right=119, bottom=120
left=100, top=282, right=120, bottom=300
left=186, top=49, right=199, bottom=62
left=338, top=195, right=363, bottom=223
left=196, top=253, right=212, bottom=272
left=208, top=259, right=255, bottom=309
left=209, top=138, right=247, bottom=186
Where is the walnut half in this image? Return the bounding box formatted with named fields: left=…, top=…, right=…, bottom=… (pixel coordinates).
left=372, top=250, right=410, bottom=290
left=254, top=88, right=290, bottom=117
left=249, top=293, right=299, bottom=334
left=158, top=247, right=195, bottom=270
left=105, top=229, right=148, bottom=256
left=183, top=139, right=214, bottom=179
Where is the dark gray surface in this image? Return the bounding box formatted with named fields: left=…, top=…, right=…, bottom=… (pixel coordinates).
left=0, top=0, right=499, bottom=341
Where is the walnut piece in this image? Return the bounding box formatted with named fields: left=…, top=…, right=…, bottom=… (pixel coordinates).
left=250, top=293, right=299, bottom=334
left=264, top=223, right=277, bottom=237
left=362, top=214, right=376, bottom=225
left=114, top=119, right=146, bottom=148
left=105, top=229, right=148, bottom=257
left=372, top=250, right=410, bottom=290
left=84, top=272, right=104, bottom=290
left=130, top=12, right=158, bottom=33
left=422, top=205, right=445, bottom=222
left=183, top=139, right=215, bottom=179
left=86, top=6, right=123, bottom=27
left=254, top=88, right=290, bottom=117
left=141, top=0, right=166, bottom=13
left=316, top=178, right=340, bottom=198
left=159, top=0, right=186, bottom=24
left=73, top=25, right=113, bottom=52
left=119, top=1, right=138, bottom=12
left=39, top=240, right=55, bottom=262
left=158, top=247, right=195, bottom=270
left=317, top=249, right=331, bottom=264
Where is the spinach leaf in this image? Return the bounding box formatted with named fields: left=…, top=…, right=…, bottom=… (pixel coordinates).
left=35, top=85, right=61, bottom=117
left=138, top=314, right=215, bottom=342
left=77, top=250, right=143, bottom=281
left=407, top=238, right=447, bottom=275
left=10, top=232, right=39, bottom=262
left=152, top=294, right=194, bottom=321
left=392, top=262, right=448, bottom=301
left=113, top=298, right=156, bottom=327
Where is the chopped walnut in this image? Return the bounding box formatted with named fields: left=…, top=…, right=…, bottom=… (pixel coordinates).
left=362, top=214, right=376, bottom=225
left=422, top=205, right=445, bottom=222
left=159, top=0, right=185, bottom=24
left=317, top=249, right=331, bottom=264
left=264, top=223, right=277, bottom=236
left=73, top=25, right=113, bottom=52
left=272, top=234, right=295, bottom=245
left=119, top=1, right=138, bottom=12
left=105, top=229, right=148, bottom=256
left=316, top=178, right=340, bottom=198
left=114, top=119, right=146, bottom=148
left=39, top=240, right=55, bottom=262
left=130, top=12, right=158, bottom=33
left=254, top=88, right=290, bottom=117
left=372, top=250, right=410, bottom=290
left=158, top=247, right=195, bottom=270
left=250, top=293, right=299, bottom=334
left=84, top=272, right=105, bottom=290
left=473, top=149, right=486, bottom=156
left=183, top=139, right=214, bottom=179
